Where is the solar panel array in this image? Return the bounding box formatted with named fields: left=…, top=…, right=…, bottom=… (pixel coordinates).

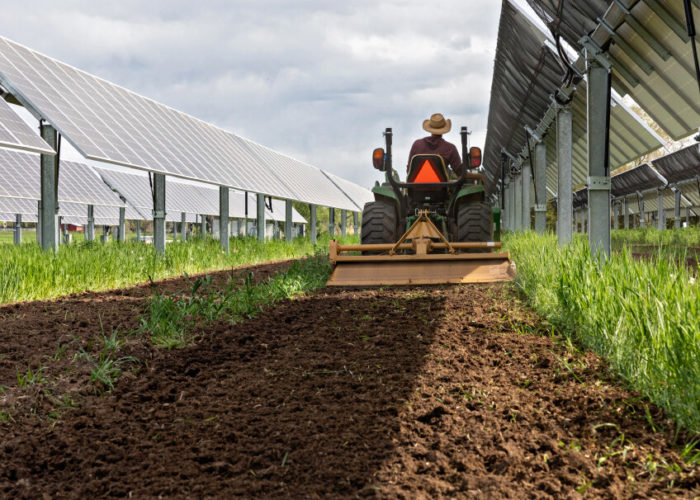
left=0, top=98, right=55, bottom=155
left=0, top=197, right=131, bottom=225
left=96, top=167, right=307, bottom=225
left=0, top=148, right=125, bottom=208
left=0, top=35, right=369, bottom=212
left=526, top=0, right=700, bottom=141
left=484, top=1, right=664, bottom=198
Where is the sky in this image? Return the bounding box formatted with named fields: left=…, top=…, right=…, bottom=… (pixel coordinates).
left=0, top=0, right=511, bottom=189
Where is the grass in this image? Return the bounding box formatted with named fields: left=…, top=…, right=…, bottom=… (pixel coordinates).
left=141, top=252, right=331, bottom=349
left=611, top=227, right=700, bottom=250
left=0, top=234, right=357, bottom=304
left=504, top=231, right=700, bottom=433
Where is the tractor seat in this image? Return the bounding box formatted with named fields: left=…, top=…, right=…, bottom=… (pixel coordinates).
left=406, top=154, right=450, bottom=204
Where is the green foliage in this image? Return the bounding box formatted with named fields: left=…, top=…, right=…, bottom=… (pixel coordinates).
left=16, top=364, right=47, bottom=388
left=0, top=234, right=358, bottom=304
left=504, top=231, right=700, bottom=432
left=611, top=227, right=700, bottom=250
left=140, top=254, right=331, bottom=349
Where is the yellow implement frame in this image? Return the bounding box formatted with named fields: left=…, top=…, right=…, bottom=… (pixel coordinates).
left=327, top=211, right=515, bottom=286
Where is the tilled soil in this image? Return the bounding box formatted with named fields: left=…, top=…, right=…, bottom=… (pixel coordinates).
left=0, top=261, right=698, bottom=498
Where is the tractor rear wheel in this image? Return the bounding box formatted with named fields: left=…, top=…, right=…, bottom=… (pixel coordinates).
left=361, top=199, right=399, bottom=251
left=457, top=200, right=492, bottom=245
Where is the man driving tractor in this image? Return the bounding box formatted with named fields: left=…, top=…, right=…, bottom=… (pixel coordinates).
left=407, top=113, right=463, bottom=177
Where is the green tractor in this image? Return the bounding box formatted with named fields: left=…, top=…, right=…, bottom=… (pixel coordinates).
left=327, top=127, right=512, bottom=287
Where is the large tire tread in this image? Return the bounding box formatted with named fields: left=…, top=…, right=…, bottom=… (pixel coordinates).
left=457, top=200, right=492, bottom=245
left=361, top=200, right=398, bottom=248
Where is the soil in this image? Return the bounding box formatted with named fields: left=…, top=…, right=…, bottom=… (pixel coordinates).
left=0, top=260, right=698, bottom=498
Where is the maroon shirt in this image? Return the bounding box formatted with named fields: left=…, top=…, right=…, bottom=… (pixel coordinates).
left=407, top=135, right=462, bottom=176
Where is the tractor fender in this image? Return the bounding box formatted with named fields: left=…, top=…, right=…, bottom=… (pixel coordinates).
left=454, top=184, right=485, bottom=204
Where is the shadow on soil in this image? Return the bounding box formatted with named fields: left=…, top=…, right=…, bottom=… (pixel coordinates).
left=1, top=288, right=447, bottom=498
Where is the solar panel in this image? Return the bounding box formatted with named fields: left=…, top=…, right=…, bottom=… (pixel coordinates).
left=0, top=98, right=54, bottom=154
left=651, top=144, right=700, bottom=184
left=239, top=137, right=360, bottom=211
left=1, top=211, right=37, bottom=223
left=611, top=163, right=667, bottom=197
left=322, top=171, right=374, bottom=210
left=0, top=195, right=36, bottom=216
left=0, top=148, right=124, bottom=207
left=0, top=35, right=364, bottom=211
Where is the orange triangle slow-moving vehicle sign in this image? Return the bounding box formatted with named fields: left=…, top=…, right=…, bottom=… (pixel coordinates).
left=412, top=159, right=443, bottom=183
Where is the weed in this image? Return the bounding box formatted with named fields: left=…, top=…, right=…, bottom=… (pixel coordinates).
left=680, top=439, right=700, bottom=466
left=17, top=364, right=47, bottom=388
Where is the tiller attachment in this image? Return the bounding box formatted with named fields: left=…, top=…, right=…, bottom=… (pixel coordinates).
left=327, top=211, right=515, bottom=286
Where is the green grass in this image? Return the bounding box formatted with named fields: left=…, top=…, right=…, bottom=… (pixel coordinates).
left=141, top=253, right=330, bottom=349
left=0, top=234, right=357, bottom=304
left=504, top=231, right=700, bottom=432
left=611, top=227, right=700, bottom=250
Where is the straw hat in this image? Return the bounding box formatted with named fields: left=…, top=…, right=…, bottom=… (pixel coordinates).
left=422, top=113, right=451, bottom=135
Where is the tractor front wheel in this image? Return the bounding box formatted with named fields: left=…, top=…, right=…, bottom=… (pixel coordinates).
left=361, top=199, right=399, bottom=251
left=457, top=200, right=493, bottom=245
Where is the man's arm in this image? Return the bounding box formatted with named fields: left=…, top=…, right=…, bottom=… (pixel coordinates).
left=407, top=140, right=420, bottom=172
left=448, top=144, right=462, bottom=176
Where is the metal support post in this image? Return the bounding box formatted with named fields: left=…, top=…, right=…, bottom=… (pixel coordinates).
left=118, top=206, right=126, bottom=242
left=557, top=104, right=573, bottom=245
left=639, top=196, right=646, bottom=228
left=657, top=189, right=664, bottom=230
left=329, top=207, right=335, bottom=237
left=522, top=163, right=531, bottom=231
left=285, top=199, right=293, bottom=240
left=341, top=209, right=347, bottom=236
left=534, top=143, right=547, bottom=233
left=40, top=124, right=59, bottom=252
left=514, top=174, right=523, bottom=231
left=14, top=214, right=22, bottom=244
left=256, top=193, right=265, bottom=242
left=585, top=43, right=612, bottom=259
left=136, top=220, right=141, bottom=242
left=219, top=186, right=229, bottom=251
left=199, top=214, right=205, bottom=238
left=309, top=204, right=317, bottom=244
left=181, top=212, right=187, bottom=241
left=502, top=184, right=509, bottom=231
left=353, top=212, right=359, bottom=235
left=686, top=206, right=691, bottom=227
left=85, top=205, right=95, bottom=241
left=36, top=201, right=42, bottom=245
left=674, top=189, right=681, bottom=229
left=506, top=183, right=513, bottom=231
left=153, top=173, right=166, bottom=255
left=624, top=196, right=630, bottom=229
left=612, top=201, right=618, bottom=230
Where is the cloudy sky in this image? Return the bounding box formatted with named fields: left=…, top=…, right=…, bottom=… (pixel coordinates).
left=0, top=0, right=513, bottom=189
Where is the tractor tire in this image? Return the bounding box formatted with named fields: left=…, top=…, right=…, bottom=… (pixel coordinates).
left=457, top=200, right=493, bottom=246
left=361, top=199, right=399, bottom=251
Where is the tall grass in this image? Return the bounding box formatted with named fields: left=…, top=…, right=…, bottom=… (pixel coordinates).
left=505, top=232, right=700, bottom=432
left=0, top=235, right=357, bottom=304
left=612, top=227, right=700, bottom=250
